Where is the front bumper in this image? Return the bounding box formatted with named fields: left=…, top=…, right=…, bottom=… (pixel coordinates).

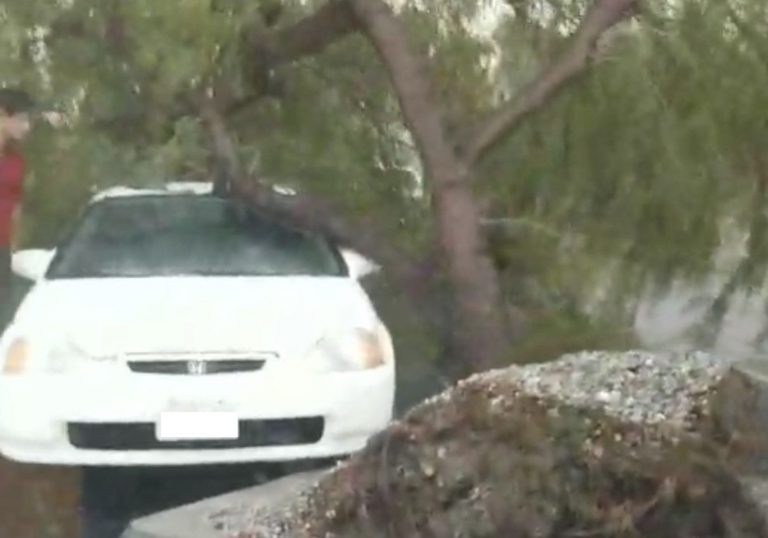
left=0, top=364, right=394, bottom=466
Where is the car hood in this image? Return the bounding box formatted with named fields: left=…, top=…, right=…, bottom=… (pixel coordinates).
left=14, top=276, right=376, bottom=358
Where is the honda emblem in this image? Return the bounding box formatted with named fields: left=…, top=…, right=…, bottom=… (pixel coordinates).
left=187, top=360, right=207, bottom=375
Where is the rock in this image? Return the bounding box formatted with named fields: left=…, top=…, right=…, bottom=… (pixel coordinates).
left=710, top=359, right=768, bottom=474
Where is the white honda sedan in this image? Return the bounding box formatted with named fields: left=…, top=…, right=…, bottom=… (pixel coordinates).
left=0, top=183, right=395, bottom=466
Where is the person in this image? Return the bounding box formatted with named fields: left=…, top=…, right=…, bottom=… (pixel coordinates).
left=0, top=89, right=33, bottom=314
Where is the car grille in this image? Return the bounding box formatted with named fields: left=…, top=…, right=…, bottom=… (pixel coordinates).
left=127, top=359, right=265, bottom=375
left=67, top=417, right=324, bottom=450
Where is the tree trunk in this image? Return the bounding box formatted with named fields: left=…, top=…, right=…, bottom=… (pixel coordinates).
left=349, top=0, right=509, bottom=374
left=433, top=170, right=511, bottom=374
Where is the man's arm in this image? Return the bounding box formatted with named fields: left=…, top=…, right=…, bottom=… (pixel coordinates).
left=11, top=204, right=21, bottom=250
left=6, top=154, right=24, bottom=251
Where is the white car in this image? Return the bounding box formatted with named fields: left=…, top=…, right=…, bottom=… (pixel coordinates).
left=0, top=183, right=395, bottom=466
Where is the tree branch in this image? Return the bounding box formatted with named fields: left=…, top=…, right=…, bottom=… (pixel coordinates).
left=348, top=0, right=467, bottom=185
left=197, top=93, right=438, bottom=304
left=198, top=94, right=243, bottom=195
left=272, top=0, right=357, bottom=63
left=199, top=2, right=416, bottom=264
left=228, top=2, right=359, bottom=129
left=246, top=0, right=357, bottom=68
left=462, top=0, right=639, bottom=166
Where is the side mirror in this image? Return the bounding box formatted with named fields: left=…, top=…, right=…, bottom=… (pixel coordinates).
left=341, top=249, right=380, bottom=280
left=12, top=249, right=55, bottom=282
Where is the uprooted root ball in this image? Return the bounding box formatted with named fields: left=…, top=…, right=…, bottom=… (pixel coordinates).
left=279, top=377, right=766, bottom=538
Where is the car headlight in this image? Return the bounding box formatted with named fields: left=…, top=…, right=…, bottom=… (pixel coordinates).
left=3, top=338, right=30, bottom=374
left=308, top=328, right=389, bottom=372
left=2, top=337, right=93, bottom=375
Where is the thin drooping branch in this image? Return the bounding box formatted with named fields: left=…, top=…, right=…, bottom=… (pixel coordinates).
left=701, top=152, right=768, bottom=349
left=726, top=0, right=768, bottom=63
left=463, top=0, right=639, bottom=166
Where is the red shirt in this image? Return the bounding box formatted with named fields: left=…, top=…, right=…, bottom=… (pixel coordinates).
left=0, top=149, right=24, bottom=246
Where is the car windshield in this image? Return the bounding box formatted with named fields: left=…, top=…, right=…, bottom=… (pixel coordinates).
left=47, top=196, right=346, bottom=278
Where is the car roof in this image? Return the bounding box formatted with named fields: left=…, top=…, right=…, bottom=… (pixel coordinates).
left=91, top=182, right=214, bottom=202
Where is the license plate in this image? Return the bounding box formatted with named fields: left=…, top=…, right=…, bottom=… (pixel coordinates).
left=157, top=412, right=239, bottom=441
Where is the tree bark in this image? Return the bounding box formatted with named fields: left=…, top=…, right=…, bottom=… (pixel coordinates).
left=349, top=0, right=510, bottom=373
left=263, top=0, right=357, bottom=64
left=198, top=96, right=242, bottom=195
left=244, top=0, right=357, bottom=85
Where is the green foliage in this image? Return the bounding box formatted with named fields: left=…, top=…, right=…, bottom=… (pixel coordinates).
left=477, top=0, right=768, bottom=323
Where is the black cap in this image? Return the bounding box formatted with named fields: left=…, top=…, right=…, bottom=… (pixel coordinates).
left=0, top=88, right=35, bottom=115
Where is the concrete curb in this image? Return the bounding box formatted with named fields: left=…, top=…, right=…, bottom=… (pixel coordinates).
left=121, top=470, right=325, bottom=538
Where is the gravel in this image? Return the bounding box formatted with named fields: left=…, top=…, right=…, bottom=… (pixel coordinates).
left=480, top=349, right=729, bottom=431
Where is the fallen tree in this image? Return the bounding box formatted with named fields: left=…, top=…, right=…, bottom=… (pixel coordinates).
left=199, top=0, right=641, bottom=375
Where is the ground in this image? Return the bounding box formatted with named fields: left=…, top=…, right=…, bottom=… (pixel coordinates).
left=0, top=457, right=80, bottom=538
